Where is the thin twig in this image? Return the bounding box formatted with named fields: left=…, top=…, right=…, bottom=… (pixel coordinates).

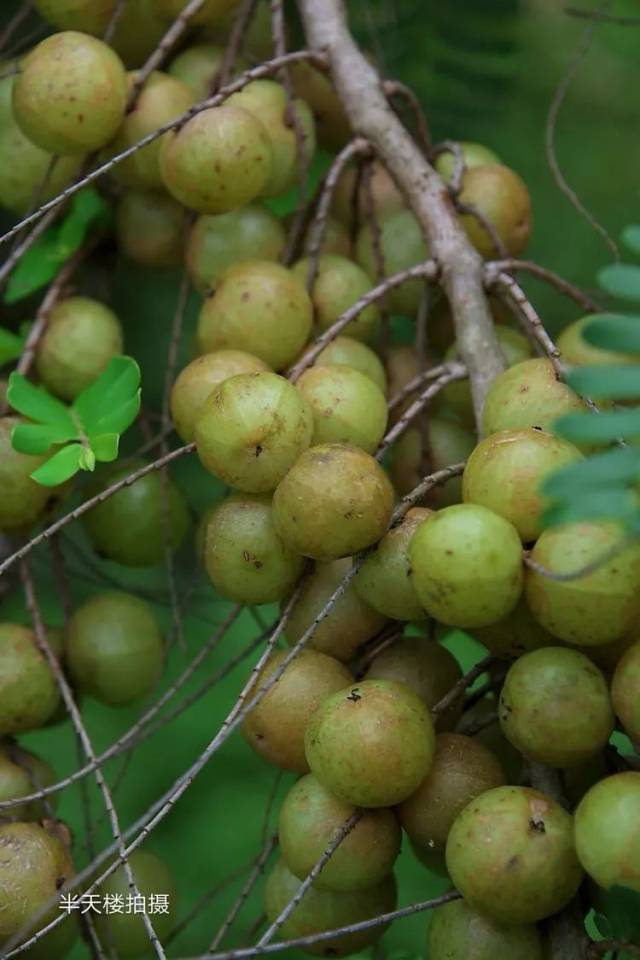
left=103, top=0, right=128, bottom=43
left=432, top=655, right=495, bottom=720
left=209, top=835, right=278, bottom=951
left=0, top=1, right=33, bottom=53
left=129, top=0, right=210, bottom=104
left=387, top=362, right=464, bottom=415
left=217, top=0, right=258, bottom=88
left=565, top=7, right=640, bottom=25
left=487, top=270, right=565, bottom=376
left=383, top=79, right=432, bottom=156
left=487, top=259, right=600, bottom=313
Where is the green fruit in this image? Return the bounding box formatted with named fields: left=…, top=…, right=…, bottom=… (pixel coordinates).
left=228, top=80, right=316, bottom=197
left=363, top=635, right=464, bottom=731
left=305, top=678, right=435, bottom=807
left=0, top=417, right=54, bottom=532
left=482, top=358, right=586, bottom=436
left=284, top=557, right=387, bottom=663
left=0, top=624, right=60, bottom=735
left=110, top=0, right=166, bottom=69
left=574, top=772, right=640, bottom=892
left=203, top=493, right=304, bottom=604
left=299, top=214, right=352, bottom=259
left=314, top=337, right=386, bottom=393
left=34, top=0, right=116, bottom=33
left=427, top=897, right=544, bottom=960
left=462, top=428, right=583, bottom=543
left=197, top=260, right=313, bottom=369
left=243, top=649, right=352, bottom=772
left=408, top=504, right=524, bottom=628
left=160, top=105, right=272, bottom=213
left=278, top=773, right=401, bottom=892
left=82, top=458, right=190, bottom=567
left=297, top=364, right=388, bottom=453
left=356, top=209, right=429, bottom=315
left=557, top=314, right=640, bottom=368
left=272, top=443, right=394, bottom=561
left=96, top=850, right=176, bottom=957
left=434, top=141, right=501, bottom=181
left=611, top=641, right=640, bottom=742
left=445, top=785, right=583, bottom=924
left=473, top=597, right=555, bottom=660
left=168, top=43, right=232, bottom=100
left=292, top=255, right=380, bottom=343
left=194, top=372, right=313, bottom=492
left=170, top=349, right=269, bottom=442
left=35, top=296, right=123, bottom=401
left=458, top=164, right=532, bottom=258
left=13, top=32, right=127, bottom=154
left=289, top=62, right=352, bottom=151
left=525, top=521, right=640, bottom=646
left=264, top=858, right=397, bottom=957
left=499, top=647, right=614, bottom=767
left=0, top=747, right=56, bottom=821
left=186, top=205, right=286, bottom=294
left=152, top=0, right=238, bottom=25
left=115, top=189, right=186, bottom=268
left=66, top=591, right=164, bottom=706
left=331, top=160, right=404, bottom=229
left=388, top=419, right=475, bottom=509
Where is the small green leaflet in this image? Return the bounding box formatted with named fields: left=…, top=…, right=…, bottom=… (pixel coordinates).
left=597, top=263, right=640, bottom=303
left=582, top=314, right=640, bottom=355
left=592, top=886, right=640, bottom=960
left=0, top=327, right=25, bottom=364
left=622, top=224, right=640, bottom=257
left=8, top=356, right=141, bottom=487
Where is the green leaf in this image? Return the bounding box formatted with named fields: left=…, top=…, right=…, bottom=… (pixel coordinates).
left=621, top=224, right=640, bottom=257
left=565, top=365, right=640, bottom=399
left=90, top=394, right=141, bottom=437
left=4, top=232, right=62, bottom=304
left=73, top=356, right=141, bottom=435
left=554, top=409, right=640, bottom=443
left=7, top=373, right=76, bottom=429
left=0, top=327, right=25, bottom=364
left=30, top=443, right=84, bottom=486
left=543, top=446, right=640, bottom=497
left=78, top=447, right=96, bottom=472
left=593, top=911, right=612, bottom=938
left=582, top=314, right=640, bottom=354
left=57, top=188, right=111, bottom=256
left=598, top=263, right=640, bottom=302
left=603, top=886, right=640, bottom=940
left=11, top=421, right=79, bottom=455
left=89, top=433, right=120, bottom=463
left=542, top=489, right=640, bottom=529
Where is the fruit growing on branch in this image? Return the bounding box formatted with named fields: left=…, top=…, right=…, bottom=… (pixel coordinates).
left=427, top=897, right=545, bottom=960
left=0, top=746, right=57, bottom=821
left=115, top=189, right=187, bottom=267
left=611, top=640, right=640, bottom=742
left=0, top=623, right=60, bottom=734
left=296, top=363, right=388, bottom=453
left=292, top=254, right=380, bottom=343
left=574, top=772, right=640, bottom=892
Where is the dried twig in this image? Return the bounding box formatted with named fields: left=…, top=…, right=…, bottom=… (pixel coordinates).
left=486, top=259, right=600, bottom=313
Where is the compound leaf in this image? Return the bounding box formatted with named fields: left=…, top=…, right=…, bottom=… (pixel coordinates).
left=565, top=365, right=640, bottom=400
left=7, top=373, right=76, bottom=429
left=598, top=263, right=640, bottom=303
left=554, top=409, right=640, bottom=444
left=30, top=443, right=84, bottom=486
left=582, top=314, right=640, bottom=354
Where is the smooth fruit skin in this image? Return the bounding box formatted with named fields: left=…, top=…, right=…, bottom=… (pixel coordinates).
left=612, top=641, right=640, bottom=742
left=13, top=32, right=128, bottom=154
left=297, top=364, right=388, bottom=453
left=289, top=62, right=352, bottom=151
left=242, top=649, right=352, bottom=772
left=116, top=189, right=186, bottom=267
left=194, top=372, right=313, bottom=492
left=35, top=296, right=123, bottom=401
left=0, top=417, right=53, bottom=532
left=389, top=419, right=475, bottom=509
left=445, top=785, right=583, bottom=924
left=203, top=493, right=304, bottom=604
left=170, top=350, right=269, bottom=442
left=160, top=105, right=272, bottom=213
left=168, top=43, right=229, bottom=100
left=34, top=0, right=116, bottom=33
left=264, top=858, right=397, bottom=957
left=109, top=0, right=167, bottom=69
left=574, top=773, right=640, bottom=892
left=278, top=774, right=401, bottom=892
left=0, top=747, right=56, bottom=821
left=356, top=209, right=429, bottom=315
left=427, top=897, right=544, bottom=960
left=408, top=504, right=524, bottom=628
left=557, top=315, right=640, bottom=368
left=434, top=141, right=501, bottom=180
left=299, top=214, right=352, bottom=259
left=473, top=597, right=555, bottom=660
left=186, top=205, right=286, bottom=294
left=525, top=521, right=640, bottom=646
left=66, top=591, right=164, bottom=706
left=272, top=443, right=394, bottom=561
left=459, top=163, right=532, bottom=257
left=305, top=679, right=436, bottom=807
left=331, top=160, right=404, bottom=229
left=499, top=647, right=614, bottom=768
left=462, top=428, right=583, bottom=543
left=314, top=337, right=387, bottom=394
left=153, top=0, right=239, bottom=26
left=82, top=459, right=190, bottom=567
left=292, top=255, right=380, bottom=343
left=0, top=624, right=60, bottom=735
left=197, top=260, right=313, bottom=370
left=482, top=358, right=586, bottom=436
left=96, top=849, right=176, bottom=956
left=284, top=557, right=387, bottom=663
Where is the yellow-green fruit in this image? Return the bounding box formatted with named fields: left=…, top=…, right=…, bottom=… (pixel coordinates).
left=399, top=733, right=505, bottom=869
left=194, top=372, right=313, bottom=492
left=0, top=624, right=60, bottom=735
left=110, top=0, right=167, bottom=69
left=558, top=314, right=640, bottom=368
left=331, top=160, right=405, bottom=229
left=445, top=785, right=583, bottom=924
left=228, top=80, right=316, bottom=197
left=152, top=0, right=238, bottom=24
left=482, top=358, right=586, bottom=436
left=525, top=521, right=640, bottom=646
left=355, top=509, right=432, bottom=620
left=612, top=641, right=640, bottom=742
left=408, top=504, right=524, bottom=628
left=96, top=849, right=176, bottom=956
left=305, top=679, right=436, bottom=807
left=0, top=417, right=52, bottom=532
left=264, top=858, right=397, bottom=957
left=314, top=336, right=386, bottom=393
left=34, top=0, right=116, bottom=33
left=293, top=254, right=380, bottom=343
left=115, top=190, right=186, bottom=267
left=66, top=591, right=164, bottom=706
left=272, top=443, right=394, bottom=561
left=458, top=164, right=532, bottom=258
left=106, top=71, right=194, bottom=190
left=289, top=62, right=352, bottom=151
left=35, top=296, right=123, bottom=401
left=278, top=774, right=400, bottom=892
left=13, top=32, right=127, bottom=154
left=203, top=493, right=304, bottom=604
left=462, top=428, right=583, bottom=543
left=242, top=649, right=352, bottom=772
left=299, top=214, right=352, bottom=259
left=170, top=350, right=269, bottom=442
left=168, top=43, right=230, bottom=100
left=284, top=557, right=387, bottom=663
left=297, top=364, right=388, bottom=453
left=434, top=141, right=501, bottom=181
left=160, top=105, right=272, bottom=213
left=427, top=898, right=544, bottom=960
left=499, top=647, right=614, bottom=767
left=356, top=209, right=429, bottom=315
left=473, top=598, right=555, bottom=660
left=197, top=260, right=313, bottom=369
left=574, top=772, right=640, bottom=892
left=0, top=747, right=56, bottom=821
left=186, top=205, right=286, bottom=294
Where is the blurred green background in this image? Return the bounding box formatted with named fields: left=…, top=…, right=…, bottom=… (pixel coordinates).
left=1, top=0, right=639, bottom=957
